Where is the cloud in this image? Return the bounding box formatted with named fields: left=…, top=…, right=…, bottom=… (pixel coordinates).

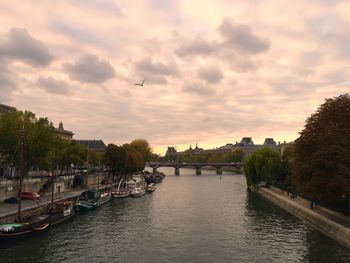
left=51, top=20, right=104, bottom=46
left=71, top=0, right=123, bottom=15
left=36, top=76, right=69, bottom=95
left=0, top=28, right=54, bottom=67
left=182, top=82, right=215, bottom=95
left=175, top=37, right=216, bottom=57
left=198, top=65, right=224, bottom=84
left=63, top=54, right=115, bottom=83
left=0, top=63, right=17, bottom=102
left=135, top=57, right=178, bottom=76
left=218, top=17, right=270, bottom=54
left=144, top=76, right=168, bottom=85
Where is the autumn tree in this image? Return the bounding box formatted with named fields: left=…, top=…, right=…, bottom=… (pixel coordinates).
left=293, top=94, right=350, bottom=205
left=130, top=139, right=152, bottom=166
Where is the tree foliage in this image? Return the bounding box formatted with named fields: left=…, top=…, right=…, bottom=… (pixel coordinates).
left=130, top=139, right=152, bottom=164
left=0, top=110, right=93, bottom=176
left=292, top=94, right=350, bottom=204
left=244, top=148, right=282, bottom=187
left=0, top=110, right=55, bottom=174
left=104, top=139, right=153, bottom=177
left=178, top=148, right=244, bottom=163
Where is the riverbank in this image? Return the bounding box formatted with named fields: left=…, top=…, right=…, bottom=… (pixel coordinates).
left=254, top=186, right=350, bottom=250
left=0, top=182, right=117, bottom=223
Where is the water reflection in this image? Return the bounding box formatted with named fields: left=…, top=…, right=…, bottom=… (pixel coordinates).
left=245, top=191, right=350, bottom=262
left=0, top=170, right=349, bottom=263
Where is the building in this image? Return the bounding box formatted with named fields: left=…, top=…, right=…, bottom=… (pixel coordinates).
left=165, top=137, right=281, bottom=159
left=75, top=140, right=107, bottom=153
left=165, top=146, right=177, bottom=161
left=55, top=121, right=74, bottom=140
left=0, top=103, right=16, bottom=115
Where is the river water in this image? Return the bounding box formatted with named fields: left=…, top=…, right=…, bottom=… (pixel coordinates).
left=1, top=168, right=349, bottom=262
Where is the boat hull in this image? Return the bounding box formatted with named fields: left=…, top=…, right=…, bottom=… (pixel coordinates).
left=111, top=192, right=130, bottom=198
left=97, top=195, right=111, bottom=206
left=131, top=190, right=146, bottom=197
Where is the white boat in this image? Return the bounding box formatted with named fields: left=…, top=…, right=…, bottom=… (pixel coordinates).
left=130, top=187, right=146, bottom=197
left=146, top=183, right=156, bottom=193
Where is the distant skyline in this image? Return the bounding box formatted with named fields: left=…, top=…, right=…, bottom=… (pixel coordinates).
left=0, top=1, right=349, bottom=155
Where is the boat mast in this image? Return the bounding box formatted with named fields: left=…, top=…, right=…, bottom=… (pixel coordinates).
left=17, top=126, right=24, bottom=223
left=51, top=149, right=55, bottom=212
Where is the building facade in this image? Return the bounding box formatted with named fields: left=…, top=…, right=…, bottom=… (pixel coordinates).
left=75, top=140, right=107, bottom=153
left=55, top=121, right=74, bottom=140
left=165, top=137, right=282, bottom=160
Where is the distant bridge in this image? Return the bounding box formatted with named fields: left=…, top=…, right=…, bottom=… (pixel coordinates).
left=146, top=162, right=244, bottom=175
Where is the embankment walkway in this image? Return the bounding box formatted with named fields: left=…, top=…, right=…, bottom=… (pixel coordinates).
left=256, top=186, right=350, bottom=250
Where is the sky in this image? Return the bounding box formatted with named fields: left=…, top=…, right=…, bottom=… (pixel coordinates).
left=0, top=1, right=349, bottom=155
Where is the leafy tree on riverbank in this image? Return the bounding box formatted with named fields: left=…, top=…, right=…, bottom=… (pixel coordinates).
left=104, top=139, right=154, bottom=178
left=244, top=148, right=282, bottom=187
left=293, top=94, right=350, bottom=205
left=0, top=110, right=93, bottom=175
left=130, top=139, right=152, bottom=166
left=0, top=110, right=55, bottom=174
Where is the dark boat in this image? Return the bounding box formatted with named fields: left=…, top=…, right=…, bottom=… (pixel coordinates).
left=74, top=189, right=111, bottom=211
left=0, top=215, right=49, bottom=238
left=49, top=201, right=75, bottom=226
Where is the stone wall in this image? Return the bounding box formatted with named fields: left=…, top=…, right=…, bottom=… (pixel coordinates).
left=0, top=178, right=49, bottom=201
left=255, top=187, right=350, bottom=250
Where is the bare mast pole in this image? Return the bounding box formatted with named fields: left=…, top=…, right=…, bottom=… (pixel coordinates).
left=17, top=126, right=25, bottom=223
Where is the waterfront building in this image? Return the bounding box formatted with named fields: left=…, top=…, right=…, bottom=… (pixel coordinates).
left=0, top=103, right=16, bottom=115
left=75, top=140, right=107, bottom=153
left=55, top=121, right=74, bottom=140
left=165, top=146, right=177, bottom=161
left=165, top=137, right=280, bottom=159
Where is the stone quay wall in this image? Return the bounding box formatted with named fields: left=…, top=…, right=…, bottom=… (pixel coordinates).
left=255, top=186, right=350, bottom=250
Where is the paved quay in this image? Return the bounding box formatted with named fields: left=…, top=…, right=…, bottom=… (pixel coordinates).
left=267, top=186, right=350, bottom=229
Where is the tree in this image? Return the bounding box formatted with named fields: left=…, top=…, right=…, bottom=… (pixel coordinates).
left=0, top=110, right=55, bottom=175
left=104, top=144, right=127, bottom=178
left=244, top=148, right=282, bottom=187
left=228, top=148, right=244, bottom=162
left=130, top=139, right=152, bottom=167
left=278, top=144, right=294, bottom=190
left=293, top=94, right=350, bottom=205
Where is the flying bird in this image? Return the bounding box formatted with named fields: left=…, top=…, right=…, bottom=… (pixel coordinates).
left=134, top=79, right=145, bottom=86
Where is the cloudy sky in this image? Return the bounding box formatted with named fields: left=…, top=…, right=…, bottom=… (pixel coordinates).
left=0, top=1, right=349, bottom=154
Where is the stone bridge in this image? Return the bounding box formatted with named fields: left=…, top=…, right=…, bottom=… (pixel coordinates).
left=146, top=162, right=244, bottom=175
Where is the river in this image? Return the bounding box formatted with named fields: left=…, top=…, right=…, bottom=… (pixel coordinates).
left=1, top=168, right=349, bottom=262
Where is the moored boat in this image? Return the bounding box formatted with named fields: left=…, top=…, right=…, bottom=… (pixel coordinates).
left=74, top=200, right=97, bottom=212
left=0, top=214, right=50, bottom=238
left=111, top=188, right=130, bottom=198
left=49, top=201, right=75, bottom=226
left=97, top=190, right=111, bottom=206
left=130, top=187, right=146, bottom=197
left=111, top=178, right=130, bottom=198
left=146, top=183, right=156, bottom=193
